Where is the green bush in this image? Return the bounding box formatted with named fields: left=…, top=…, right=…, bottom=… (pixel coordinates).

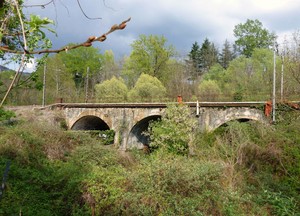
left=128, top=73, right=167, bottom=102
left=148, top=104, right=197, bottom=155
left=0, top=107, right=15, bottom=122
left=94, top=76, right=128, bottom=102
left=119, top=152, right=225, bottom=215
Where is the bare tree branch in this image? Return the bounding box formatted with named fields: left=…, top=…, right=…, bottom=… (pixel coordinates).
left=76, top=0, right=102, bottom=20
left=23, top=0, right=54, bottom=8
left=0, top=17, right=131, bottom=54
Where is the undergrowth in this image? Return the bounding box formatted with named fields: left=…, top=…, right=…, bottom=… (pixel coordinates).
left=0, top=107, right=299, bottom=215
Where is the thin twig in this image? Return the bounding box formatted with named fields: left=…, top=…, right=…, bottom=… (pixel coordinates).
left=76, top=0, right=101, bottom=20
left=0, top=17, right=131, bottom=54
left=23, top=0, right=54, bottom=8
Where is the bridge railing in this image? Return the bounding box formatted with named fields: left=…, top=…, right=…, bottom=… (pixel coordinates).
left=44, top=101, right=270, bottom=109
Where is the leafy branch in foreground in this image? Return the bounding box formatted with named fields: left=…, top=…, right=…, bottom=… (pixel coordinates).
left=0, top=17, right=131, bottom=54
left=0, top=1, right=131, bottom=106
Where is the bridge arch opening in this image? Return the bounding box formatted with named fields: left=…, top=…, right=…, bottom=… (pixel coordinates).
left=214, top=118, right=255, bottom=132
left=221, top=118, right=250, bottom=127
left=71, top=115, right=110, bottom=131
left=127, top=115, right=161, bottom=149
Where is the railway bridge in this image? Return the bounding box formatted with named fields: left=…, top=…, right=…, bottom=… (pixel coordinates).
left=47, top=102, right=269, bottom=150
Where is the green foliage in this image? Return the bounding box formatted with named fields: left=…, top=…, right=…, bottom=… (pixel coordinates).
left=26, top=14, right=55, bottom=37
left=233, top=19, right=275, bottom=57
left=223, top=48, right=277, bottom=101
left=233, top=85, right=244, bottom=101
left=34, top=54, right=76, bottom=103
left=128, top=73, right=167, bottom=102
left=199, top=38, right=219, bottom=72
left=203, top=63, right=225, bottom=81
left=0, top=2, right=55, bottom=62
left=198, top=79, right=221, bottom=101
left=195, top=118, right=300, bottom=214
left=0, top=106, right=299, bottom=215
left=219, top=39, right=236, bottom=69
left=188, top=38, right=219, bottom=78
left=101, top=50, right=119, bottom=81
left=188, top=41, right=201, bottom=78
left=124, top=34, right=175, bottom=83
left=60, top=46, right=103, bottom=87
left=0, top=122, right=96, bottom=215
left=120, top=152, right=225, bottom=215
left=257, top=189, right=298, bottom=215
left=95, top=76, right=128, bottom=102
left=0, top=70, right=46, bottom=105
left=148, top=105, right=197, bottom=155
left=0, top=107, right=15, bottom=122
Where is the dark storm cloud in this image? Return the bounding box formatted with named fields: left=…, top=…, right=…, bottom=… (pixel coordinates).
left=23, top=0, right=300, bottom=60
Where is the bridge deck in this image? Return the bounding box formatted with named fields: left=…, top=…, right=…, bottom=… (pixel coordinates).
left=45, top=101, right=267, bottom=109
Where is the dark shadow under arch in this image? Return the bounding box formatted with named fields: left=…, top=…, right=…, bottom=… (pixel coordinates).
left=127, top=115, right=161, bottom=148
left=220, top=118, right=251, bottom=127
left=71, top=115, right=110, bottom=131
left=214, top=118, right=253, bottom=133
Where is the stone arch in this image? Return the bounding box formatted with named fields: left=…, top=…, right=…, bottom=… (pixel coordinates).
left=209, top=108, right=267, bottom=131
left=67, top=109, right=112, bottom=130
left=71, top=115, right=110, bottom=130
left=127, top=115, right=161, bottom=149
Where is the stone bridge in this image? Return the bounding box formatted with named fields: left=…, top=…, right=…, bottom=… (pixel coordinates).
left=49, top=102, right=269, bottom=150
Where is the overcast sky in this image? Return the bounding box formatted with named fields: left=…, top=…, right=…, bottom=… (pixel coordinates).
left=20, top=0, right=300, bottom=61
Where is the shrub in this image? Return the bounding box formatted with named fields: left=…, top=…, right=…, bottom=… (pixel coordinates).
left=198, top=80, right=221, bottom=101
left=128, top=73, right=167, bottom=102
left=119, top=152, right=224, bottom=215
left=0, top=107, right=15, bottom=122
left=148, top=104, right=197, bottom=155
left=95, top=76, right=128, bottom=102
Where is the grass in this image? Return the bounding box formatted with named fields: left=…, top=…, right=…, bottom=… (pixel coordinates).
left=0, top=108, right=299, bottom=215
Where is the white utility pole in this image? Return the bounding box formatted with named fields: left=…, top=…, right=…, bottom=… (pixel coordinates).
left=272, top=40, right=276, bottom=123
left=85, top=67, right=89, bottom=103
left=280, top=56, right=284, bottom=102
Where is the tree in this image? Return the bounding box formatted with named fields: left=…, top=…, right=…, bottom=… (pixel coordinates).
left=233, top=19, right=276, bottom=57
left=94, top=76, right=128, bottom=102
left=199, top=38, right=219, bottom=73
left=223, top=48, right=276, bottom=101
left=60, top=46, right=103, bottom=91
left=203, top=64, right=225, bottom=82
left=0, top=1, right=130, bottom=106
left=188, top=39, right=219, bottom=79
left=124, top=34, right=175, bottom=83
left=165, top=59, right=196, bottom=100
left=188, top=41, right=201, bottom=78
left=101, top=50, right=119, bottom=81
left=189, top=42, right=201, bottom=63
left=128, top=73, right=167, bottom=102
left=198, top=80, right=221, bottom=101
left=219, top=39, right=235, bottom=69
left=36, top=54, right=76, bottom=103
left=282, top=30, right=300, bottom=100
